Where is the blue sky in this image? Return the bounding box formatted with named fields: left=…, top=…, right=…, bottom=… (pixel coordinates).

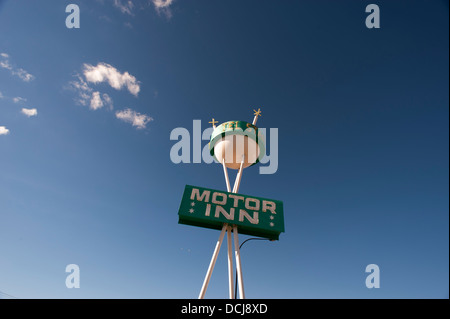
left=0, top=0, right=448, bottom=299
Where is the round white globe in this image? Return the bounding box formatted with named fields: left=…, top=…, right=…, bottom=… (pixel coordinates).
left=213, top=134, right=261, bottom=170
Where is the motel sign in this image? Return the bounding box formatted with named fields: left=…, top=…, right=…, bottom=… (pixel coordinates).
left=178, top=185, right=284, bottom=240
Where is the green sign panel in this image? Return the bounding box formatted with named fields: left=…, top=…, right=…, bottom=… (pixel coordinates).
left=178, top=185, right=285, bottom=240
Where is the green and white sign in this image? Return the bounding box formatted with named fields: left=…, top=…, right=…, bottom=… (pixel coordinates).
left=178, top=185, right=284, bottom=240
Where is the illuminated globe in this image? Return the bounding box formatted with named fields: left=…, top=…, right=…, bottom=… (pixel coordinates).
left=209, top=121, right=265, bottom=170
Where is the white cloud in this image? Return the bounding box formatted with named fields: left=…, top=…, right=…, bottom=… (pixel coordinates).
left=90, top=91, right=104, bottom=110
left=12, top=97, right=27, bottom=104
left=0, top=91, right=3, bottom=99
left=13, top=68, right=35, bottom=82
left=67, top=64, right=153, bottom=131
left=108, top=0, right=174, bottom=18
left=115, top=108, right=153, bottom=129
left=21, top=108, right=38, bottom=117
left=0, top=60, right=12, bottom=70
left=69, top=74, right=92, bottom=106
left=0, top=126, right=10, bottom=135
left=153, top=0, right=173, bottom=9
left=0, top=53, right=34, bottom=82
left=69, top=74, right=116, bottom=111
left=83, top=62, right=140, bottom=96
left=152, top=0, right=174, bottom=18
left=102, top=93, right=114, bottom=110
left=113, top=0, right=134, bottom=15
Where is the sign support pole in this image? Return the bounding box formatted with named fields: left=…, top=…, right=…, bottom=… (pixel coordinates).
left=199, top=158, right=233, bottom=299
left=223, top=158, right=235, bottom=299
left=222, top=158, right=231, bottom=193
left=199, top=156, right=247, bottom=299
left=226, top=225, right=234, bottom=299
left=231, top=155, right=246, bottom=299
left=198, top=223, right=228, bottom=299
left=233, top=224, right=245, bottom=299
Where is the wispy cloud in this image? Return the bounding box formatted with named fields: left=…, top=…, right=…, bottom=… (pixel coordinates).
left=115, top=108, right=153, bottom=129
left=113, top=0, right=134, bottom=15
left=102, top=93, right=114, bottom=110
left=0, top=126, right=10, bottom=135
left=0, top=52, right=35, bottom=82
left=69, top=74, right=92, bottom=106
left=109, top=0, right=175, bottom=18
left=90, top=91, right=104, bottom=110
left=69, top=74, right=113, bottom=111
left=83, top=62, right=140, bottom=96
left=0, top=53, right=12, bottom=70
left=21, top=108, right=38, bottom=117
left=0, top=92, right=33, bottom=107
left=153, top=0, right=173, bottom=9
left=12, top=97, right=27, bottom=104
left=13, top=68, right=35, bottom=82
left=0, top=60, right=12, bottom=70
left=152, top=0, right=174, bottom=18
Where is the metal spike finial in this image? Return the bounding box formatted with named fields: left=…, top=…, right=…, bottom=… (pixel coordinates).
left=209, top=118, right=218, bottom=128
left=252, top=108, right=261, bottom=125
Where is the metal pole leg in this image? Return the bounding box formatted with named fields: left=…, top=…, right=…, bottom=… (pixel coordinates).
left=227, top=225, right=234, bottom=299
left=231, top=155, right=246, bottom=298
left=233, top=224, right=245, bottom=299
left=232, top=155, right=245, bottom=193
left=224, top=159, right=235, bottom=299
left=198, top=223, right=228, bottom=299
left=222, top=159, right=231, bottom=192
